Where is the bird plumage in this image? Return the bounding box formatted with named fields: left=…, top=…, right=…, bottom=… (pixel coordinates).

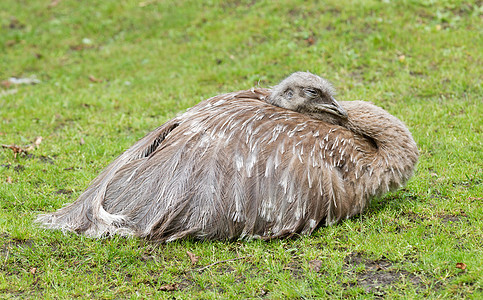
left=36, top=73, right=419, bottom=242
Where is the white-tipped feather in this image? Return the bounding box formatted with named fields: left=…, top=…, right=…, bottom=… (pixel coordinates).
left=35, top=72, right=419, bottom=242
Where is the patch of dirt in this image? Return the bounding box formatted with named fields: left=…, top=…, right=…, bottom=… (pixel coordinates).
left=447, top=3, right=481, bottom=17
left=400, top=212, right=468, bottom=225
left=284, top=261, right=304, bottom=279
left=345, top=252, right=392, bottom=270
left=439, top=214, right=467, bottom=226
left=220, top=0, right=257, bottom=10
left=54, top=189, right=73, bottom=195
left=401, top=212, right=426, bottom=223
left=177, top=277, right=194, bottom=290
left=14, top=164, right=25, bottom=172
left=63, top=166, right=81, bottom=171
left=342, top=252, right=423, bottom=294
left=429, top=189, right=449, bottom=200
left=454, top=176, right=482, bottom=188
left=215, top=265, right=235, bottom=274
left=23, top=153, right=55, bottom=164
left=7, top=17, right=25, bottom=30
left=1, top=235, right=36, bottom=274
left=10, top=238, right=35, bottom=250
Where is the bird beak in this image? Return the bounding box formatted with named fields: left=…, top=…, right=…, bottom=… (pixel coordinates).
left=313, top=96, right=348, bottom=119
left=330, top=96, right=348, bottom=119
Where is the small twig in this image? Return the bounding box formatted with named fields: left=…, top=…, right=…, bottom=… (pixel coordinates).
left=1, top=144, right=26, bottom=158
left=196, top=255, right=252, bottom=272
left=1, top=136, right=42, bottom=158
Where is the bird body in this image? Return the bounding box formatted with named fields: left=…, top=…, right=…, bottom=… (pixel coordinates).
left=36, top=73, right=419, bottom=242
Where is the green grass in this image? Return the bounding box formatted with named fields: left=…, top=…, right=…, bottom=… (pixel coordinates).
left=1, top=0, right=482, bottom=298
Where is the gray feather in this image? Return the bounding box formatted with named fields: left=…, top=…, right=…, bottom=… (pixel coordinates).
left=36, top=72, right=419, bottom=242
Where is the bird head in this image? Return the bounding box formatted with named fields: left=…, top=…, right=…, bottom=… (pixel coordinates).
left=267, top=72, right=348, bottom=122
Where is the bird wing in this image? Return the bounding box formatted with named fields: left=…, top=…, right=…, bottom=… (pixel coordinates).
left=101, top=91, right=365, bottom=241
left=38, top=88, right=372, bottom=241
left=35, top=115, right=183, bottom=236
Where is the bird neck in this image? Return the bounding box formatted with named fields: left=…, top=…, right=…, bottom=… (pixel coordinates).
left=342, top=101, right=416, bottom=152
left=341, top=101, right=419, bottom=192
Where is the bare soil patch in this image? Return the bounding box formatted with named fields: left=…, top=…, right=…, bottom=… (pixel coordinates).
left=342, top=252, right=424, bottom=295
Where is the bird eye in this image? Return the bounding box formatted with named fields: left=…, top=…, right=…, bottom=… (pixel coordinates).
left=304, top=88, right=318, bottom=98
left=285, top=89, right=293, bottom=99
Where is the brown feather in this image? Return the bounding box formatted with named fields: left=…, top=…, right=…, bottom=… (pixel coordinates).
left=36, top=74, right=419, bottom=242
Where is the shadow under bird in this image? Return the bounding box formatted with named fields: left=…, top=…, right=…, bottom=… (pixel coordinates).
left=36, top=72, right=419, bottom=242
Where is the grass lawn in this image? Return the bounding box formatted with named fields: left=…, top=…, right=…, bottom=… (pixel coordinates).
left=1, top=0, right=482, bottom=298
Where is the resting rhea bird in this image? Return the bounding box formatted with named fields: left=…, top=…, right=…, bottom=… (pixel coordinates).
left=36, top=72, right=419, bottom=242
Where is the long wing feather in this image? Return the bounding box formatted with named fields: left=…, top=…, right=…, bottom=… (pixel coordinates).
left=36, top=89, right=416, bottom=242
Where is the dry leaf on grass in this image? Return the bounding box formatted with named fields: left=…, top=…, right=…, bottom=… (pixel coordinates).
left=88, top=75, right=103, bottom=83
left=34, top=136, right=43, bottom=146
left=306, top=36, right=316, bottom=46
left=159, top=283, right=178, bottom=291
left=1, top=144, right=26, bottom=158
left=29, top=267, right=37, bottom=274
left=26, top=136, right=43, bottom=150
left=6, top=176, right=12, bottom=184
left=2, top=136, right=43, bottom=157
left=1, top=80, right=12, bottom=88
left=308, top=259, right=323, bottom=272
left=80, top=137, right=85, bottom=145
left=456, top=262, right=467, bottom=270
left=25, top=136, right=43, bottom=151
left=48, top=0, right=61, bottom=8
left=186, top=251, right=199, bottom=265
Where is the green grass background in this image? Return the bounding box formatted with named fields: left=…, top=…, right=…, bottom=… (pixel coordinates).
left=1, top=0, right=482, bottom=298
